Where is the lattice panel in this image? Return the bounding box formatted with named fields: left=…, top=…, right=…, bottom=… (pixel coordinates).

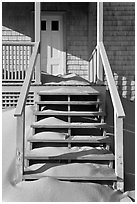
left=2, top=92, right=34, bottom=108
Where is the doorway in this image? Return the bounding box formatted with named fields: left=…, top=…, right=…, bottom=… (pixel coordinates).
left=41, top=14, right=65, bottom=75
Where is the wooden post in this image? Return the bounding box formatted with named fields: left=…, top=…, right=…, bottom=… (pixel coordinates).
left=114, top=111, right=124, bottom=191
left=35, top=2, right=41, bottom=84
left=15, top=110, right=25, bottom=183
left=97, top=2, right=103, bottom=82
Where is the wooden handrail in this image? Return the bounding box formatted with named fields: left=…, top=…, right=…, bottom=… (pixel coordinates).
left=99, top=41, right=125, bottom=118
left=14, top=42, right=39, bottom=116
left=2, top=41, right=35, bottom=46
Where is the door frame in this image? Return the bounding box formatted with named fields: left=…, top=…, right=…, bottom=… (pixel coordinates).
left=40, top=11, right=66, bottom=75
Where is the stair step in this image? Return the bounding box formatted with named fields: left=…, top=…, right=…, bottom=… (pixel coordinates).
left=23, top=174, right=117, bottom=181
left=34, top=110, right=105, bottom=117
left=36, top=101, right=102, bottom=105
left=38, top=91, right=100, bottom=96
left=25, top=148, right=114, bottom=161
left=31, top=122, right=107, bottom=129
left=28, top=136, right=111, bottom=143
left=23, top=162, right=116, bottom=181
left=25, top=154, right=114, bottom=161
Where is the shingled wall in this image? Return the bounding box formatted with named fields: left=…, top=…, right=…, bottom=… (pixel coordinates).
left=2, top=2, right=34, bottom=41
left=2, top=2, right=135, bottom=101
left=104, top=2, right=135, bottom=101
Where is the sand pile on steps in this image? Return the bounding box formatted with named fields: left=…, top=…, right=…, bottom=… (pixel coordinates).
left=29, top=131, right=67, bottom=140
left=25, top=162, right=115, bottom=178
left=2, top=106, right=133, bottom=202
left=28, top=146, right=110, bottom=157
left=41, top=72, right=91, bottom=85
left=33, top=116, right=69, bottom=125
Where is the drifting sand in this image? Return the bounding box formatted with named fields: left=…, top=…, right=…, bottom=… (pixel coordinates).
left=29, top=131, right=67, bottom=140
left=25, top=162, right=115, bottom=178
left=2, top=106, right=133, bottom=202
left=33, top=116, right=69, bottom=125
left=41, top=72, right=91, bottom=85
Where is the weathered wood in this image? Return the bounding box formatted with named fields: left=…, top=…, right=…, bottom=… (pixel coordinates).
left=38, top=92, right=100, bottom=96
left=97, top=2, right=103, bottom=82
left=14, top=42, right=39, bottom=116
left=2, top=42, right=35, bottom=82
left=114, top=111, right=124, bottom=191
left=28, top=136, right=111, bottom=143
left=35, top=2, right=41, bottom=84
left=93, top=48, right=97, bottom=83
left=36, top=101, right=102, bottom=105
left=34, top=110, right=105, bottom=116
left=99, top=42, right=125, bottom=118
left=89, top=47, right=97, bottom=83
left=2, top=41, right=35, bottom=46
left=15, top=110, right=25, bottom=183
left=31, top=122, right=107, bottom=129
left=23, top=174, right=117, bottom=181
left=25, top=153, right=115, bottom=161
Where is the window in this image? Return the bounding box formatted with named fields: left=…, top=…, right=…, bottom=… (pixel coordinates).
left=51, top=21, right=59, bottom=31
left=41, top=21, right=46, bottom=31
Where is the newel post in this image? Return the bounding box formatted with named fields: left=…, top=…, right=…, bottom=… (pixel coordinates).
left=35, top=2, right=41, bottom=84
left=97, top=2, right=103, bottom=82
left=15, top=110, right=25, bottom=183
left=114, top=111, right=124, bottom=191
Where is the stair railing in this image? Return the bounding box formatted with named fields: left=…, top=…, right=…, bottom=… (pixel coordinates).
left=89, top=42, right=125, bottom=190
left=14, top=41, right=40, bottom=183
left=98, top=41, right=125, bottom=190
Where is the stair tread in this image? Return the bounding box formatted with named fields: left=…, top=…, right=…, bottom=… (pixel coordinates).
left=28, top=135, right=111, bottom=143
left=25, top=154, right=114, bottom=160
left=34, top=110, right=105, bottom=116
left=23, top=174, right=117, bottom=181
left=25, top=147, right=114, bottom=160
left=23, top=162, right=116, bottom=180
left=37, top=86, right=101, bottom=95
left=31, top=122, right=107, bottom=128
left=38, top=92, right=100, bottom=96
left=36, top=101, right=102, bottom=105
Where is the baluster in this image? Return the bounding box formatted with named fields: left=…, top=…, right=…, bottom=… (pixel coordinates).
left=22, top=45, right=24, bottom=79
left=15, top=45, right=17, bottom=80
left=11, top=45, right=14, bottom=80
left=25, top=45, right=27, bottom=79
left=3, top=45, right=6, bottom=80
left=94, top=49, right=97, bottom=83
left=31, top=45, right=35, bottom=81
left=18, top=45, right=21, bottom=80
left=8, top=45, right=10, bottom=80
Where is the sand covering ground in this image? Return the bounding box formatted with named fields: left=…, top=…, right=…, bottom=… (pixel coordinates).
left=2, top=106, right=133, bottom=202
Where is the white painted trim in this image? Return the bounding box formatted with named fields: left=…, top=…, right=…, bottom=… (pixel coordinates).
left=97, top=2, right=103, bottom=82
left=35, top=2, right=41, bottom=83
left=14, top=42, right=39, bottom=116
left=114, top=111, right=124, bottom=191
left=99, top=42, right=125, bottom=118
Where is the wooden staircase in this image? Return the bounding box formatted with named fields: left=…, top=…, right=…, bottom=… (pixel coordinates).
left=14, top=41, right=125, bottom=191
left=23, top=85, right=117, bottom=186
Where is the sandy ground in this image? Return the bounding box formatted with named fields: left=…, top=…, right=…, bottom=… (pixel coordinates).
left=2, top=106, right=133, bottom=202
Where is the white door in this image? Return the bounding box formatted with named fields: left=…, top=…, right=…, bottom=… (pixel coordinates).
left=41, top=15, right=64, bottom=75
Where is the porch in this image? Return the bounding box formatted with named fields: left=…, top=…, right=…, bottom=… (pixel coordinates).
left=2, top=2, right=135, bottom=193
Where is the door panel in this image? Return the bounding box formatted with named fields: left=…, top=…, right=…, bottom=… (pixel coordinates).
left=41, top=15, right=64, bottom=75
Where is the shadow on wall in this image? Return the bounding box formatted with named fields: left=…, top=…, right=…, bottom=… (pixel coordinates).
left=105, top=91, right=135, bottom=191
